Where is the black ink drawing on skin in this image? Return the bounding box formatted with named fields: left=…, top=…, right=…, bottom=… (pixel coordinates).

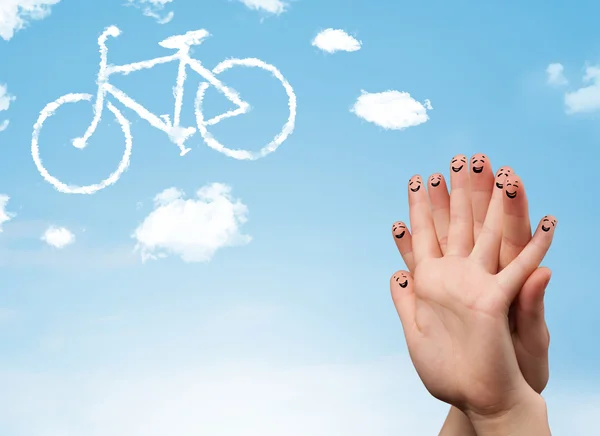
left=451, top=155, right=467, bottom=173
left=392, top=222, right=407, bottom=239
left=409, top=177, right=422, bottom=192
left=505, top=178, right=519, bottom=199
left=495, top=167, right=512, bottom=189
left=394, top=273, right=409, bottom=288
left=541, top=216, right=557, bottom=232
left=472, top=154, right=486, bottom=174
left=430, top=174, right=442, bottom=187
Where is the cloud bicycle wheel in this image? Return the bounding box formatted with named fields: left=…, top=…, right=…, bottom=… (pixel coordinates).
left=195, top=57, right=297, bottom=161
left=31, top=93, right=133, bottom=194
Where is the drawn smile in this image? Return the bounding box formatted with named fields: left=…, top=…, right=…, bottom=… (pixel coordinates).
left=541, top=217, right=556, bottom=232
left=452, top=165, right=464, bottom=172
left=473, top=166, right=483, bottom=173
left=431, top=181, right=440, bottom=187
left=506, top=190, right=517, bottom=199
left=495, top=167, right=512, bottom=189
left=392, top=222, right=407, bottom=239
left=399, top=280, right=408, bottom=288
left=409, top=177, right=422, bottom=193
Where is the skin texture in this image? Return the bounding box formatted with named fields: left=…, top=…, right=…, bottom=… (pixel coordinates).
left=391, top=154, right=555, bottom=433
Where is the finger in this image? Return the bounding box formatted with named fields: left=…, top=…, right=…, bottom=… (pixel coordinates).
left=427, top=173, right=450, bottom=254
left=515, top=267, right=551, bottom=337
left=471, top=166, right=513, bottom=272
left=446, top=154, right=474, bottom=257
left=500, top=174, right=532, bottom=270
left=392, top=221, right=416, bottom=272
left=408, top=175, right=442, bottom=263
left=390, top=270, right=417, bottom=334
left=514, top=267, right=552, bottom=393
left=496, top=216, right=558, bottom=297
left=469, top=153, right=494, bottom=241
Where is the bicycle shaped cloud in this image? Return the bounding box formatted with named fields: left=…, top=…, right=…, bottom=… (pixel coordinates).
left=32, top=26, right=297, bottom=194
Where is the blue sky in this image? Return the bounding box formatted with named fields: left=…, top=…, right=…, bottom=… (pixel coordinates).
left=0, top=0, right=599, bottom=434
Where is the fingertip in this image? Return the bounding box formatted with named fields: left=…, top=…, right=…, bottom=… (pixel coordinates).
left=450, top=154, right=468, bottom=177
left=470, top=153, right=491, bottom=175
left=428, top=173, right=445, bottom=189
left=390, top=270, right=412, bottom=291
left=538, top=215, right=558, bottom=235
left=494, top=166, right=513, bottom=190
left=408, top=175, right=424, bottom=194
left=504, top=174, right=522, bottom=200
left=392, top=220, right=408, bottom=237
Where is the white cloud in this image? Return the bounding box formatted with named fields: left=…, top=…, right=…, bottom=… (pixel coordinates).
left=564, top=65, right=600, bottom=114
left=351, top=90, right=433, bottom=130
left=126, top=0, right=174, bottom=24
left=41, top=226, right=75, bottom=248
left=0, top=84, right=16, bottom=132
left=0, top=85, right=15, bottom=112
left=0, top=0, right=60, bottom=41
left=312, top=29, right=361, bottom=54
left=239, top=0, right=288, bottom=14
left=132, top=183, right=251, bottom=262
left=546, top=63, right=568, bottom=86
left=0, top=195, right=14, bottom=232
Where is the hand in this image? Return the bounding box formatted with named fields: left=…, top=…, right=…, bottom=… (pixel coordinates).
left=392, top=155, right=551, bottom=395
left=389, top=154, right=557, bottom=418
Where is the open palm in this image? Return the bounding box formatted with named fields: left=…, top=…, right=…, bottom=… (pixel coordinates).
left=391, top=166, right=557, bottom=416
left=392, top=155, right=554, bottom=395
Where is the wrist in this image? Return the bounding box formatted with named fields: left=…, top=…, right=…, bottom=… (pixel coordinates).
left=439, top=406, right=476, bottom=436
left=465, top=389, right=550, bottom=436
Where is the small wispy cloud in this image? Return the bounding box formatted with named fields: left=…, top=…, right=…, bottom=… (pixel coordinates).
left=132, top=183, right=251, bottom=263
left=312, top=29, right=361, bottom=54
left=351, top=90, right=433, bottom=130
left=41, top=226, right=75, bottom=248
left=546, top=63, right=568, bottom=86
left=564, top=65, right=600, bottom=114
left=238, top=0, right=288, bottom=15
left=0, top=84, right=16, bottom=132
left=0, top=0, right=60, bottom=41
left=0, top=195, right=15, bottom=232
left=126, top=0, right=174, bottom=24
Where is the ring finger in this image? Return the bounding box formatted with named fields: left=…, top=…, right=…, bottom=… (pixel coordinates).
left=427, top=173, right=450, bottom=254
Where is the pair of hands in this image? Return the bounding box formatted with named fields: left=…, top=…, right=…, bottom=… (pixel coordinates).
left=390, top=154, right=556, bottom=435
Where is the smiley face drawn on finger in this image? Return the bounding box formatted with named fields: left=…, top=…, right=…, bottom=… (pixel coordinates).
left=471, top=153, right=487, bottom=174
left=451, top=155, right=467, bottom=173
left=430, top=173, right=442, bottom=187
left=495, top=167, right=513, bottom=189
left=392, top=221, right=407, bottom=239
left=409, top=175, right=422, bottom=193
left=393, top=272, right=409, bottom=288
left=541, top=216, right=557, bottom=232
left=505, top=176, right=519, bottom=199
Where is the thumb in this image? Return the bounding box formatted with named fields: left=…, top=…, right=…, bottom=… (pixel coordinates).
left=390, top=270, right=417, bottom=334
left=514, top=267, right=552, bottom=354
